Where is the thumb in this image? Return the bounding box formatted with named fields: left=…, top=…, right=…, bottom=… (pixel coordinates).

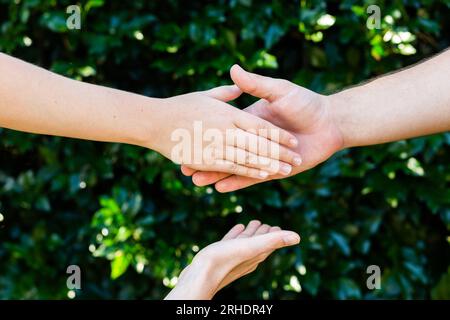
left=230, top=64, right=291, bottom=102
left=248, top=230, right=300, bottom=253
left=203, top=84, right=242, bottom=102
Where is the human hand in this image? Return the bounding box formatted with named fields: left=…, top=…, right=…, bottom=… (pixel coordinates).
left=151, top=85, right=302, bottom=180
left=165, top=220, right=300, bottom=300
left=181, top=66, right=345, bottom=192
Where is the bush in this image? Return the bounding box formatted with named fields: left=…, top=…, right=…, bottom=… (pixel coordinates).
left=0, top=0, right=449, bottom=299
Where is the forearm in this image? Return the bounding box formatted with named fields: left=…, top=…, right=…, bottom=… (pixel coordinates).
left=0, top=53, right=160, bottom=148
left=331, top=49, right=450, bottom=148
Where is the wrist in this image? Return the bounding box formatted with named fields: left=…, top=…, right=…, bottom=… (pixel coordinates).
left=120, top=94, right=164, bottom=151
left=327, top=91, right=354, bottom=150
left=166, top=256, right=219, bottom=300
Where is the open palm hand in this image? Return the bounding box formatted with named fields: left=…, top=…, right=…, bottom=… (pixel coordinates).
left=166, top=220, right=300, bottom=299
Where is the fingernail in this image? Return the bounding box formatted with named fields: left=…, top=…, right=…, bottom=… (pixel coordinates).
left=281, top=164, right=292, bottom=175
left=293, top=156, right=302, bottom=166
left=289, top=138, right=298, bottom=147
left=283, top=233, right=300, bottom=245
left=259, top=171, right=269, bottom=179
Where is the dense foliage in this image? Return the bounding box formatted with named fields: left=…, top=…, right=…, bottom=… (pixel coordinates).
left=0, top=0, right=449, bottom=299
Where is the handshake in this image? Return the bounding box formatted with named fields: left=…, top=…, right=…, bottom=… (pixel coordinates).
left=170, top=64, right=345, bottom=191
left=177, top=49, right=450, bottom=192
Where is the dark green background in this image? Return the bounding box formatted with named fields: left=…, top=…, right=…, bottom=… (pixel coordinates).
left=0, top=0, right=449, bottom=299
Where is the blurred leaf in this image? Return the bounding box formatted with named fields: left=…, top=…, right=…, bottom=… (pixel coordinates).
left=111, top=252, right=131, bottom=280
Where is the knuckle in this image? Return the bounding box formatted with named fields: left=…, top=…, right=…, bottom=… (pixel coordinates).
left=249, top=81, right=259, bottom=94
left=275, top=98, right=290, bottom=111
left=209, top=149, right=224, bottom=165
left=227, top=162, right=238, bottom=172
left=245, top=152, right=251, bottom=164
left=270, top=98, right=284, bottom=109
left=258, top=119, right=270, bottom=130
left=280, top=79, right=293, bottom=90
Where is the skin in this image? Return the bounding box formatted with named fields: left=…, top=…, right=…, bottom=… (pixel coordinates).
left=165, top=220, right=300, bottom=300
left=0, top=53, right=302, bottom=179
left=182, top=49, right=450, bottom=192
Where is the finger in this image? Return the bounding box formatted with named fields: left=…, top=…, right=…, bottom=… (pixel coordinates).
left=237, top=220, right=261, bottom=238
left=248, top=231, right=300, bottom=252
left=254, top=224, right=271, bottom=235
left=189, top=118, right=281, bottom=187
left=195, top=159, right=269, bottom=179
left=181, top=165, right=196, bottom=176
left=243, top=99, right=269, bottom=116
left=235, top=113, right=299, bottom=149
left=269, top=226, right=281, bottom=233
left=230, top=64, right=291, bottom=102
left=222, top=224, right=246, bottom=241
left=221, top=145, right=292, bottom=176
left=192, top=171, right=229, bottom=187
left=203, top=85, right=242, bottom=102
left=227, top=128, right=301, bottom=169
left=241, top=100, right=302, bottom=166
left=215, top=174, right=266, bottom=193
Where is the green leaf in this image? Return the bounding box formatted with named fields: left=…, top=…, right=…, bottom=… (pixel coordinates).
left=330, top=232, right=351, bottom=256
left=264, top=24, right=284, bottom=49
left=40, top=12, right=67, bottom=33
left=303, top=272, right=321, bottom=296
left=111, top=252, right=131, bottom=279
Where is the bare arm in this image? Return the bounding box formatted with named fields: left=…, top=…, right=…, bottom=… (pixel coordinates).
left=332, top=49, right=450, bottom=148
left=0, top=52, right=155, bottom=147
